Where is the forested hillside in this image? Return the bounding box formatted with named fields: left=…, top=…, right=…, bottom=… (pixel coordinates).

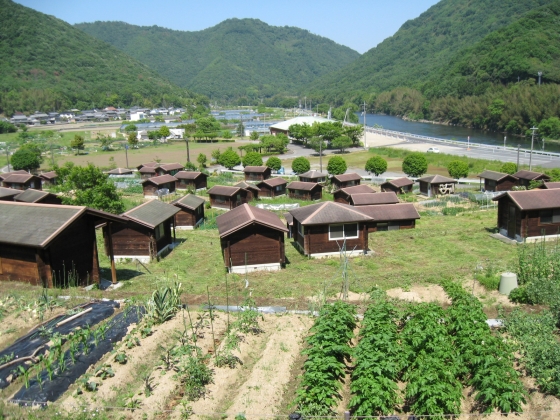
left=75, top=19, right=360, bottom=99
left=0, top=0, right=205, bottom=115
left=308, top=0, right=556, bottom=102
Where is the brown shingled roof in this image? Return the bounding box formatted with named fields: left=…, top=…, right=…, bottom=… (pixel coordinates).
left=259, top=177, right=287, bottom=187
left=0, top=170, right=29, bottom=181
left=2, top=173, right=38, bottom=183
left=207, top=185, right=242, bottom=197
left=298, top=170, right=327, bottom=179
left=106, top=168, right=133, bottom=175
left=39, top=170, right=58, bottom=179
left=492, top=189, right=560, bottom=210
left=234, top=181, right=260, bottom=191
left=216, top=203, right=288, bottom=237
left=243, top=166, right=269, bottom=173
left=136, top=162, right=160, bottom=170
left=287, top=181, right=321, bottom=191
left=0, top=187, right=21, bottom=199
left=351, top=192, right=399, bottom=206
left=175, top=171, right=207, bottom=180
left=477, top=170, right=516, bottom=182
left=160, top=163, right=184, bottom=171
left=417, top=175, right=457, bottom=184
left=139, top=166, right=158, bottom=174
left=171, top=194, right=206, bottom=210
left=123, top=200, right=180, bottom=229
left=141, top=174, right=177, bottom=185
left=356, top=203, right=420, bottom=221
left=13, top=189, right=55, bottom=203
left=336, top=185, right=376, bottom=196
left=332, top=173, right=362, bottom=182
left=542, top=182, right=560, bottom=190
left=382, top=177, right=414, bottom=188
left=289, top=201, right=373, bottom=226
left=513, top=170, right=550, bottom=181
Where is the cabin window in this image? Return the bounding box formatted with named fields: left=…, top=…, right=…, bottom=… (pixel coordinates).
left=298, top=222, right=305, bottom=237
left=275, top=185, right=283, bottom=192
left=377, top=222, right=400, bottom=231
left=487, top=180, right=496, bottom=187
left=155, top=223, right=165, bottom=240
left=540, top=209, right=560, bottom=224
left=214, top=195, right=226, bottom=204
left=329, top=223, right=359, bottom=240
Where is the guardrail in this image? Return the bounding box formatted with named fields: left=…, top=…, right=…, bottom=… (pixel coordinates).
left=365, top=126, right=560, bottom=159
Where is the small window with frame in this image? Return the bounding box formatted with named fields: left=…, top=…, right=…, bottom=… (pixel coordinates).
left=298, top=222, right=305, bottom=237
left=541, top=209, right=560, bottom=224
left=329, top=223, right=359, bottom=240
left=155, top=223, right=165, bottom=240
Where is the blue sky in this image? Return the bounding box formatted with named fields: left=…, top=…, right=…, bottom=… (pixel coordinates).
left=14, top=0, right=440, bottom=54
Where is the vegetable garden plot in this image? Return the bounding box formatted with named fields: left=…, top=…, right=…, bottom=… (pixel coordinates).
left=0, top=300, right=119, bottom=390
left=9, top=306, right=144, bottom=407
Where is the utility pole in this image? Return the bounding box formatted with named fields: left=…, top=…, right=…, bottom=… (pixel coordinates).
left=319, top=140, right=323, bottom=173
left=504, top=136, right=506, bottom=149
left=543, top=137, right=545, bottom=151
left=538, top=71, right=542, bottom=86
left=124, top=144, right=129, bottom=168
left=529, top=126, right=538, bottom=170
left=363, top=101, right=367, bottom=146
left=516, top=144, right=520, bottom=171
left=4, top=146, right=9, bottom=172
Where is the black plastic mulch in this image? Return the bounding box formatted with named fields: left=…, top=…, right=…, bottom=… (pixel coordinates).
left=10, top=306, right=145, bottom=406
left=0, top=300, right=119, bottom=390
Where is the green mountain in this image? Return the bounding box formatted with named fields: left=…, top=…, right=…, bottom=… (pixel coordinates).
left=308, top=0, right=556, bottom=101
left=425, top=1, right=560, bottom=98
left=0, top=0, right=204, bottom=115
left=75, top=19, right=360, bottom=99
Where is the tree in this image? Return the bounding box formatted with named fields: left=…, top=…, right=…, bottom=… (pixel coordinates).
left=500, top=162, right=517, bottom=174
left=211, top=148, right=221, bottom=162
left=124, top=124, right=137, bottom=132
left=242, top=152, right=263, bottom=167
left=447, top=160, right=469, bottom=179
left=184, top=161, right=197, bottom=171
left=332, top=136, right=353, bottom=153
left=197, top=153, right=207, bottom=168
left=158, top=125, right=170, bottom=140
left=292, top=157, right=310, bottom=174
left=327, top=156, right=347, bottom=175
left=236, top=121, right=245, bottom=138
left=70, top=135, right=85, bottom=155
left=195, top=117, right=221, bottom=140
left=365, top=156, right=387, bottom=176
left=250, top=131, right=259, bottom=140
left=98, top=135, right=114, bottom=151
left=222, top=130, right=233, bottom=139
left=343, top=125, right=364, bottom=145
left=128, top=132, right=138, bottom=148
left=218, top=148, right=241, bottom=169
left=10, top=149, right=40, bottom=171
left=266, top=156, right=282, bottom=171
left=0, top=121, right=17, bottom=134
left=309, top=136, right=327, bottom=155
left=55, top=163, right=124, bottom=214
left=402, top=153, right=428, bottom=177
left=288, top=123, right=312, bottom=144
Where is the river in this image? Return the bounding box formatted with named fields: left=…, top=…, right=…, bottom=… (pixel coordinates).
left=356, top=113, right=559, bottom=153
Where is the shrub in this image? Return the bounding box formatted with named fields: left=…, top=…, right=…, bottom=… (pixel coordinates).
left=292, top=157, right=310, bottom=174
left=218, top=149, right=241, bottom=169
left=365, top=156, right=387, bottom=176
left=402, top=152, right=428, bottom=177
left=326, top=156, right=347, bottom=175
left=242, top=151, right=263, bottom=167
left=500, top=162, right=517, bottom=175
left=447, top=160, right=469, bottom=179
left=266, top=156, right=282, bottom=171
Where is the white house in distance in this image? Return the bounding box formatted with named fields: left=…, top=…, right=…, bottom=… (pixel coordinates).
left=130, top=111, right=147, bottom=121
left=269, top=116, right=331, bottom=136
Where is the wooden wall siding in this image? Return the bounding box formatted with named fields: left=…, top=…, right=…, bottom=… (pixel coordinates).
left=523, top=210, right=560, bottom=237
left=334, top=196, right=350, bottom=205
left=109, top=224, right=151, bottom=256
left=221, top=225, right=284, bottom=268
left=367, top=220, right=416, bottom=233
left=485, top=178, right=516, bottom=192
left=48, top=216, right=100, bottom=286
left=295, top=223, right=367, bottom=255
left=289, top=189, right=322, bottom=201
left=7, top=180, right=41, bottom=191
left=156, top=220, right=173, bottom=253
left=381, top=184, right=412, bottom=194
left=143, top=182, right=175, bottom=196
left=245, top=173, right=265, bottom=181
left=0, top=244, right=42, bottom=285
left=141, top=173, right=154, bottom=180
left=175, top=207, right=204, bottom=227
left=177, top=179, right=207, bottom=190
left=333, top=180, right=360, bottom=190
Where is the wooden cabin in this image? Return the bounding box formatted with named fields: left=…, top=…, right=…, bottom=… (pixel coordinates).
left=106, top=168, right=133, bottom=177
left=287, top=181, right=323, bottom=201
left=207, top=185, right=249, bottom=210
left=298, top=170, right=327, bottom=183
left=380, top=177, right=414, bottom=194
left=139, top=165, right=158, bottom=180
left=0, top=187, right=21, bottom=201
left=540, top=182, right=560, bottom=190
left=493, top=188, right=560, bottom=242
left=136, top=162, right=159, bottom=171
left=333, top=185, right=376, bottom=205
left=108, top=200, right=180, bottom=263
left=417, top=175, right=457, bottom=197
left=331, top=173, right=362, bottom=190
left=256, top=177, right=287, bottom=198
left=0, top=170, right=29, bottom=185
left=217, top=203, right=287, bottom=273
left=289, top=201, right=373, bottom=258
left=477, top=170, right=518, bottom=192
left=175, top=171, right=208, bottom=191
left=349, top=192, right=399, bottom=207
left=39, top=171, right=59, bottom=186
left=1, top=173, right=42, bottom=191
left=142, top=174, right=177, bottom=198
left=14, top=189, right=62, bottom=205
left=244, top=166, right=271, bottom=182
left=171, top=194, right=205, bottom=230
left=513, top=170, right=551, bottom=188
left=234, top=181, right=260, bottom=201
left=357, top=203, right=420, bottom=233
left=0, top=202, right=124, bottom=286
left=156, top=163, right=184, bottom=177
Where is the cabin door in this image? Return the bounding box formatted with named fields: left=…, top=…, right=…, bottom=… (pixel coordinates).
left=507, top=204, right=517, bottom=239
